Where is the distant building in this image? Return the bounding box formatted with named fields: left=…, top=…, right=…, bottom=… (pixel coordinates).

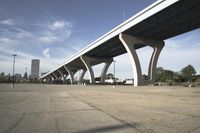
left=31, top=59, right=40, bottom=79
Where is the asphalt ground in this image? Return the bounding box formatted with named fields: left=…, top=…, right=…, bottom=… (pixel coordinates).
left=0, top=84, right=200, bottom=133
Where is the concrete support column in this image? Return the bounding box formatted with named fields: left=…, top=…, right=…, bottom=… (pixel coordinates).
left=80, top=56, right=95, bottom=84
left=119, top=33, right=164, bottom=86
left=42, top=77, right=47, bottom=83
left=63, top=74, right=68, bottom=83
left=64, top=66, right=74, bottom=84
left=57, top=69, right=65, bottom=81
left=148, top=43, right=165, bottom=83
left=78, top=69, right=86, bottom=85
left=47, top=75, right=52, bottom=83
left=49, top=74, right=54, bottom=81
left=52, top=72, right=58, bottom=79
left=119, top=34, right=143, bottom=86
left=100, top=59, right=113, bottom=83
left=80, top=56, right=113, bottom=84
left=52, top=72, right=58, bottom=80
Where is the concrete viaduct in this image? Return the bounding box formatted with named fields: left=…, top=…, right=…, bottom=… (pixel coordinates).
left=40, top=0, right=200, bottom=86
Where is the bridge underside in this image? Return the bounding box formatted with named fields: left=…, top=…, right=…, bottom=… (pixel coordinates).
left=86, top=0, right=200, bottom=59
left=41, top=0, right=200, bottom=86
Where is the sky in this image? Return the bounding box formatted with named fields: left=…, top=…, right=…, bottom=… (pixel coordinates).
left=0, top=0, right=200, bottom=79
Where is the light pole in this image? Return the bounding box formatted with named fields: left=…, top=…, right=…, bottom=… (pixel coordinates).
left=113, top=60, right=116, bottom=86
left=12, top=54, right=17, bottom=87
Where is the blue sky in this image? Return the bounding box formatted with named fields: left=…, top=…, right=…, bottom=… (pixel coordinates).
left=0, top=0, right=200, bottom=79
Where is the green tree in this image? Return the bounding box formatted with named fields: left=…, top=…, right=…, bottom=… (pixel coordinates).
left=162, top=70, right=173, bottom=82
left=156, top=67, right=164, bottom=82
left=156, top=67, right=173, bottom=82
left=181, top=65, right=196, bottom=82
left=173, top=72, right=182, bottom=82
left=105, top=73, right=114, bottom=79
left=0, top=72, right=5, bottom=77
left=143, top=74, right=149, bottom=80
left=23, top=72, right=28, bottom=79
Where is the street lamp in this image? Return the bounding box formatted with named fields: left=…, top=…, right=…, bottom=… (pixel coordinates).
left=113, top=60, right=116, bottom=87
left=12, top=54, right=17, bottom=87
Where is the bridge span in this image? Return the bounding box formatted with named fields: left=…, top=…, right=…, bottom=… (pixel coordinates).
left=40, top=0, right=200, bottom=86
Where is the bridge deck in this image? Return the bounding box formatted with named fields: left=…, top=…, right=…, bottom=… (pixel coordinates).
left=41, top=0, right=200, bottom=79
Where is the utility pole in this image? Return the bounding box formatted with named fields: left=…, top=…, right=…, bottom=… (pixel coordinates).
left=113, top=60, right=116, bottom=87
left=12, top=54, right=17, bottom=87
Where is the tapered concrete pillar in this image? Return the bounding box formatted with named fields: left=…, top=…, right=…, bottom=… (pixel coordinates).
left=148, top=43, right=165, bottom=83
left=119, top=33, right=164, bottom=86
left=57, top=69, right=65, bottom=81
left=49, top=75, right=53, bottom=83
left=80, top=56, right=95, bottom=84
left=80, top=56, right=113, bottom=84
left=51, top=73, right=58, bottom=80
left=100, top=59, right=113, bottom=83
left=52, top=72, right=58, bottom=80
left=46, top=75, right=52, bottom=83
left=78, top=69, right=86, bottom=85
left=49, top=74, right=54, bottom=81
left=119, top=34, right=143, bottom=86
left=64, top=66, right=74, bottom=84
left=42, top=77, right=45, bottom=82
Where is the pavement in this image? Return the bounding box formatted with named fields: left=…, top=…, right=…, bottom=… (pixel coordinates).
left=0, top=84, right=200, bottom=133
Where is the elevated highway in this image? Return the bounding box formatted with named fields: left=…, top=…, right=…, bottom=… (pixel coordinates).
left=41, top=0, right=200, bottom=86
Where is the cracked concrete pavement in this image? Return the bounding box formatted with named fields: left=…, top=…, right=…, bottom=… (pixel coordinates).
left=0, top=84, right=200, bottom=133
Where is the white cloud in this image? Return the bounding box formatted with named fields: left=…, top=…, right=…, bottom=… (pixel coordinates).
left=0, top=46, right=66, bottom=75
left=49, top=20, right=72, bottom=30
left=37, top=20, right=73, bottom=45
left=0, top=18, right=14, bottom=25
left=15, top=28, right=36, bottom=39
left=39, top=35, right=59, bottom=44
left=0, top=18, right=77, bottom=75
left=0, top=37, right=12, bottom=43
left=43, top=48, right=50, bottom=58
left=0, top=37, right=20, bottom=48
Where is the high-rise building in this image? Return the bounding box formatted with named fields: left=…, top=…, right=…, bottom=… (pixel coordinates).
left=31, top=59, right=40, bottom=79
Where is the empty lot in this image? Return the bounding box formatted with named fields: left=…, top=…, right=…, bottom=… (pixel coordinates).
left=0, top=84, right=200, bottom=133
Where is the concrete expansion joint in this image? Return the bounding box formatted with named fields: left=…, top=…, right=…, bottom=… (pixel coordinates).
left=3, top=112, right=25, bottom=133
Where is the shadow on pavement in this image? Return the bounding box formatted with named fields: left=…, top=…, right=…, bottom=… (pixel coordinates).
left=72, top=123, right=131, bottom=133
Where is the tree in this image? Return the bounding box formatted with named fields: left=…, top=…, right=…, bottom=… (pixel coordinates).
left=156, top=67, right=164, bottom=82
left=162, top=70, right=173, bottom=82
left=0, top=72, right=5, bottom=77
left=181, top=65, right=196, bottom=82
left=23, top=72, right=28, bottom=79
left=0, top=72, right=5, bottom=83
left=156, top=67, right=173, bottom=82
left=105, top=73, right=114, bottom=79
left=173, top=72, right=182, bottom=82
left=143, top=74, right=149, bottom=80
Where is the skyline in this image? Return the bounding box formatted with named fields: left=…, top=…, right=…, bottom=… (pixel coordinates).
left=0, top=0, right=200, bottom=79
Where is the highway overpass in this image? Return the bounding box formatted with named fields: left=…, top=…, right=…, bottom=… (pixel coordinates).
left=40, top=0, right=200, bottom=86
